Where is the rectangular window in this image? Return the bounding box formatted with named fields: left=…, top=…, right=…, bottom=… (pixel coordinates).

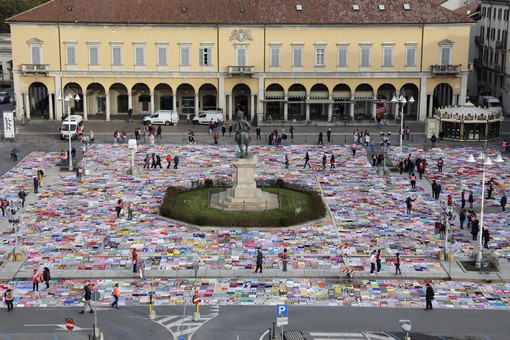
left=135, top=47, right=144, bottom=65
left=406, top=47, right=416, bottom=66
left=112, top=47, right=122, bottom=65
left=338, top=48, right=347, bottom=67
left=66, top=46, right=76, bottom=65
left=158, top=47, right=167, bottom=66
left=199, top=48, right=212, bottom=66
left=270, top=48, right=280, bottom=67
left=383, top=47, right=393, bottom=66
left=315, top=48, right=325, bottom=66
left=293, top=48, right=302, bottom=67
left=360, top=47, right=370, bottom=67
left=31, top=46, right=41, bottom=64
left=89, top=46, right=99, bottom=65
left=180, top=47, right=190, bottom=66
left=440, top=46, right=451, bottom=65
left=237, top=48, right=246, bottom=66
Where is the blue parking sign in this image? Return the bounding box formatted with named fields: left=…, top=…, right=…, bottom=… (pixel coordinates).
left=276, top=304, right=288, bottom=316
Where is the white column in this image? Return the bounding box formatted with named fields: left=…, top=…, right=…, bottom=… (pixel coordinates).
left=228, top=94, right=233, bottom=121
left=460, top=74, right=468, bottom=106
left=194, top=93, right=199, bottom=117
left=48, top=93, right=54, bottom=121
left=328, top=96, right=333, bottom=122
left=284, top=95, right=289, bottom=121
left=150, top=92, right=155, bottom=114
left=218, top=76, right=225, bottom=112
left=24, top=92, right=31, bottom=119
left=419, top=77, right=428, bottom=121
left=428, top=93, right=433, bottom=117
left=257, top=76, right=265, bottom=120
left=250, top=94, right=255, bottom=121
left=105, top=92, right=110, bottom=121
left=371, top=101, right=377, bottom=119
left=128, top=91, right=133, bottom=112
left=54, top=76, right=63, bottom=121
left=82, top=93, right=88, bottom=121
left=305, top=95, right=310, bottom=121
left=172, top=91, right=177, bottom=113
left=350, top=100, right=355, bottom=120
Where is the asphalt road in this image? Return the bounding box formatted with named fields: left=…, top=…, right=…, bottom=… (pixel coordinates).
left=0, top=305, right=509, bottom=340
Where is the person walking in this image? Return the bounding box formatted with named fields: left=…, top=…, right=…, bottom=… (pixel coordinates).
left=128, top=108, right=133, bottom=122
left=149, top=133, right=155, bottom=145
left=76, top=166, right=83, bottom=181
left=143, top=154, right=151, bottom=169
left=376, top=249, right=382, bottom=274
left=290, top=126, right=295, bottom=140
left=431, top=133, right=437, bottom=146
left=434, top=183, right=442, bottom=200
left=425, top=283, right=435, bottom=310
left=284, top=155, right=290, bottom=169
left=303, top=151, right=311, bottom=169
left=32, top=269, right=40, bottom=292
left=281, top=248, right=289, bottom=272
left=115, top=199, right=123, bottom=218
left=173, top=155, right=180, bottom=169
left=468, top=191, right=474, bottom=208
left=127, top=201, right=134, bottom=220
left=37, top=170, right=44, bottom=187
left=369, top=250, right=376, bottom=275
left=254, top=249, right=263, bottom=273
left=3, top=285, right=14, bottom=312
left=406, top=126, right=411, bottom=141
left=482, top=228, right=490, bottom=248
left=501, top=193, right=507, bottom=212
left=230, top=124, right=234, bottom=137
left=322, top=154, right=327, bottom=169
left=330, top=154, right=336, bottom=169
left=318, top=132, right=324, bottom=145
left=394, top=253, right=402, bottom=275
left=405, top=196, right=416, bottom=214
left=111, top=283, right=120, bottom=309
left=43, top=267, right=51, bottom=289
left=437, top=157, right=444, bottom=172
left=351, top=143, right=357, bottom=156
left=471, top=218, right=480, bottom=240
left=410, top=173, right=416, bottom=189
left=187, top=114, right=191, bottom=125
left=156, top=126, right=162, bottom=140
left=213, top=131, right=219, bottom=144
left=155, top=155, right=162, bottom=169
left=80, top=283, right=94, bottom=314
left=487, top=179, right=494, bottom=199
left=18, top=190, right=27, bottom=208
left=372, top=153, right=377, bottom=167
left=327, top=129, right=332, bottom=143
left=461, top=190, right=466, bottom=209
left=166, top=154, right=172, bottom=169
left=132, top=249, right=138, bottom=273
left=33, top=177, right=39, bottom=194
left=459, top=208, right=466, bottom=229
left=447, top=194, right=452, bottom=206
left=10, top=147, right=18, bottom=162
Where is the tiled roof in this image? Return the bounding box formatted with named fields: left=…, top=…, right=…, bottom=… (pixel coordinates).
left=432, top=0, right=448, bottom=6
left=7, top=0, right=472, bottom=25
left=454, top=2, right=480, bottom=15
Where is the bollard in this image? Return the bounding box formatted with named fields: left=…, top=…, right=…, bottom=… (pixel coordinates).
left=411, top=134, right=414, bottom=143
left=344, top=134, right=347, bottom=143
left=268, top=327, right=272, bottom=340
left=272, top=322, right=276, bottom=339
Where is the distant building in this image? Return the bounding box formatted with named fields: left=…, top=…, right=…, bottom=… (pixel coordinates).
left=8, top=0, right=472, bottom=122
left=0, top=34, right=12, bottom=82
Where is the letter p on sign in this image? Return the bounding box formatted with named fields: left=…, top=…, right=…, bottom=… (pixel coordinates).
left=276, top=304, right=288, bottom=316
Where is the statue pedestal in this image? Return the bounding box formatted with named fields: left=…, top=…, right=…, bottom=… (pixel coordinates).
left=210, top=154, right=279, bottom=211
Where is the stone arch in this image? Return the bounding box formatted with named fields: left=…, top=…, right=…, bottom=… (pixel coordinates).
left=353, top=84, right=374, bottom=119
left=332, top=84, right=352, bottom=120
left=27, top=82, right=48, bottom=119
left=265, top=84, right=285, bottom=120
left=309, top=84, right=330, bottom=121
left=86, top=83, right=106, bottom=118
left=433, top=83, right=453, bottom=109
left=109, top=83, right=129, bottom=115
left=286, top=84, right=307, bottom=121
left=400, top=83, right=419, bottom=120
left=154, top=83, right=173, bottom=111
left=176, top=83, right=196, bottom=117
left=199, top=83, right=218, bottom=111
left=131, top=83, right=151, bottom=115
left=376, top=83, right=397, bottom=119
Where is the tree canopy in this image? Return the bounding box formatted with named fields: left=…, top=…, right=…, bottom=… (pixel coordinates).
left=0, top=0, right=51, bottom=33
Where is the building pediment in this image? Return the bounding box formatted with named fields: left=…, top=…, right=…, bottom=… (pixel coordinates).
left=27, top=38, right=43, bottom=45
left=438, top=39, right=454, bottom=46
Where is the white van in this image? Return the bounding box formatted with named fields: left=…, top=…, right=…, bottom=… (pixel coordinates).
left=60, top=115, right=84, bottom=140
left=479, top=96, right=502, bottom=109
left=143, top=110, right=179, bottom=125
left=193, top=111, right=224, bottom=125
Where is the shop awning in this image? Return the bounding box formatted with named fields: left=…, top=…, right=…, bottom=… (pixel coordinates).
left=306, top=99, right=334, bottom=104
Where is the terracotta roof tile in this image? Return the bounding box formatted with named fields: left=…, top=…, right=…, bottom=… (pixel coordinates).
left=7, top=0, right=472, bottom=25
left=454, top=2, right=480, bottom=15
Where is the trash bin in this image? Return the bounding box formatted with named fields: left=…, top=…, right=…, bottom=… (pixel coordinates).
left=480, top=258, right=490, bottom=274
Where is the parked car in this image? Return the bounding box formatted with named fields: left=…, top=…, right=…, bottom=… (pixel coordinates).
left=0, top=92, right=11, bottom=104
left=143, top=110, right=179, bottom=125
left=193, top=111, right=224, bottom=125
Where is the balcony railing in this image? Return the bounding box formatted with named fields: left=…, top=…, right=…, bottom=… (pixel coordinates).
left=430, top=64, right=462, bottom=76
left=228, top=66, right=255, bottom=76
left=496, top=40, right=507, bottom=50
left=475, top=35, right=484, bottom=46
left=21, top=64, right=49, bottom=74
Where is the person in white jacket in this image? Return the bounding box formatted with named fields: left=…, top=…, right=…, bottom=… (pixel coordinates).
left=369, top=250, right=376, bottom=275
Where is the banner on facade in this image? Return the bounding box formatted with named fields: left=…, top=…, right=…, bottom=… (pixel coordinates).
left=3, top=111, right=15, bottom=139
left=376, top=103, right=386, bottom=115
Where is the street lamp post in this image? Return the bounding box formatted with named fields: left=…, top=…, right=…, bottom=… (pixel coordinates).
left=391, top=92, right=415, bottom=148
left=379, top=131, right=391, bottom=176
left=466, top=149, right=504, bottom=268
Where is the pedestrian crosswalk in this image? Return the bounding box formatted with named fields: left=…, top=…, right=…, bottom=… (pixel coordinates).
left=309, top=332, right=395, bottom=340
left=153, top=306, right=219, bottom=340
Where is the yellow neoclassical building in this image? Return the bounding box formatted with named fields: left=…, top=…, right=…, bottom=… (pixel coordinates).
left=8, top=0, right=472, bottom=122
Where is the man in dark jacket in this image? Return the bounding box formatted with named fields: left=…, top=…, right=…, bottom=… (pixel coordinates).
left=459, top=208, right=466, bottom=229
left=173, top=155, right=179, bottom=169
left=254, top=249, right=263, bottom=273
left=482, top=228, right=490, bottom=248
left=501, top=193, right=507, bottom=212
left=80, top=283, right=94, bottom=314
left=425, top=283, right=434, bottom=310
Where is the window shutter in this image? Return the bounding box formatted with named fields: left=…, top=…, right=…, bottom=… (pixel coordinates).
left=32, top=46, right=41, bottom=64
left=209, top=48, right=213, bottom=66
left=440, top=47, right=450, bottom=65
left=67, top=46, right=75, bottom=64
left=158, top=47, right=166, bottom=66
left=338, top=48, right=347, bottom=67
left=199, top=48, right=204, bottom=66
left=90, top=47, right=98, bottom=65
left=113, top=47, right=122, bottom=65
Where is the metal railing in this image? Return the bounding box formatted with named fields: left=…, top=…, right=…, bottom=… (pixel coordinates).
left=227, top=66, right=255, bottom=75
left=21, top=64, right=50, bottom=73
left=430, top=64, right=462, bottom=76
